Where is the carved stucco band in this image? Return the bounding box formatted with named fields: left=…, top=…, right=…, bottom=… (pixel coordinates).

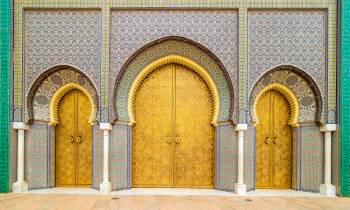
left=49, top=83, right=95, bottom=125
left=253, top=83, right=299, bottom=127
left=128, top=55, right=220, bottom=126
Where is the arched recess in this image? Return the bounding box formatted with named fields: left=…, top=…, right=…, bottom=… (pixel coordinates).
left=128, top=55, right=220, bottom=126
left=250, top=65, right=323, bottom=125
left=27, top=65, right=99, bottom=124
left=112, top=36, right=234, bottom=123
left=254, top=83, right=299, bottom=127
left=49, top=83, right=95, bottom=125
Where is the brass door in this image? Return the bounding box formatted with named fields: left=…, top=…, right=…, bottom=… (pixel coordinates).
left=132, top=64, right=214, bottom=188
left=256, top=90, right=292, bottom=189
left=56, top=89, right=92, bottom=187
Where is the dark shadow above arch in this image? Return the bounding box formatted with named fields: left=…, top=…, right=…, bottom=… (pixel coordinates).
left=250, top=65, right=323, bottom=124
left=27, top=64, right=99, bottom=124
left=112, top=36, right=235, bottom=122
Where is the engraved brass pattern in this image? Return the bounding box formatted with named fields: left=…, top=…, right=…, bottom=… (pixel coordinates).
left=132, top=64, right=214, bottom=188
left=56, top=89, right=92, bottom=187
left=256, top=90, right=292, bottom=189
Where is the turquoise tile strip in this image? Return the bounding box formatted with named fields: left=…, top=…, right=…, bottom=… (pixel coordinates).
left=340, top=0, right=350, bottom=197
left=0, top=0, right=10, bottom=193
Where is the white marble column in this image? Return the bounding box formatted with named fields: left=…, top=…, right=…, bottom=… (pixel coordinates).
left=234, top=124, right=248, bottom=195
left=100, top=123, right=112, bottom=193
left=12, top=122, right=29, bottom=192
left=320, top=124, right=337, bottom=196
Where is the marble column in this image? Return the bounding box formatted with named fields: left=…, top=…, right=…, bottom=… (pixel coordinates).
left=234, top=124, right=248, bottom=195
left=100, top=123, right=112, bottom=193
left=12, top=122, right=29, bottom=192
left=320, top=124, right=337, bottom=196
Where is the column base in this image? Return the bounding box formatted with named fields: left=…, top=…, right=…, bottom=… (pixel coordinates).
left=234, top=183, right=247, bottom=195
left=12, top=181, right=28, bottom=192
left=100, top=182, right=112, bottom=193
left=320, top=184, right=336, bottom=196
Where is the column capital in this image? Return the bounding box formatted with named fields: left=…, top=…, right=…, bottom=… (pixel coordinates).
left=100, top=123, right=112, bottom=131
left=320, top=124, right=337, bottom=132
left=235, top=123, right=248, bottom=131
left=12, top=122, right=29, bottom=130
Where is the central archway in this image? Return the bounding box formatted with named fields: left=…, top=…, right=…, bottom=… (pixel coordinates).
left=131, top=58, right=218, bottom=188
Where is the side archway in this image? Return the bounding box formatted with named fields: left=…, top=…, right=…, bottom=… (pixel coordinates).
left=128, top=55, right=220, bottom=126
left=49, top=83, right=95, bottom=125
left=27, top=65, right=99, bottom=123
left=250, top=65, right=323, bottom=124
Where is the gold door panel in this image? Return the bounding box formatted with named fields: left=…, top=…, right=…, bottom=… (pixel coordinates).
left=132, top=64, right=214, bottom=188
left=132, top=65, right=173, bottom=187
left=256, top=90, right=292, bottom=189
left=272, top=90, right=292, bottom=188
left=174, top=65, right=214, bottom=188
left=56, top=89, right=92, bottom=187
left=56, top=90, right=76, bottom=186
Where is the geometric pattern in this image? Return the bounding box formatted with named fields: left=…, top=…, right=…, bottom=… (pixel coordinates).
left=216, top=124, right=237, bottom=191
left=92, top=125, right=103, bottom=189
left=110, top=10, right=239, bottom=102
left=300, top=124, right=324, bottom=192
left=248, top=10, right=327, bottom=93
left=114, top=40, right=233, bottom=122
left=110, top=124, right=128, bottom=190
left=24, top=123, right=48, bottom=189
left=23, top=10, right=101, bottom=121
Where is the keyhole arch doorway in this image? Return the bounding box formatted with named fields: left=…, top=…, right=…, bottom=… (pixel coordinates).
left=130, top=55, right=219, bottom=188
left=255, top=83, right=299, bottom=189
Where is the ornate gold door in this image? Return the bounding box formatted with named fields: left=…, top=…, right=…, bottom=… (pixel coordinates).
left=56, top=89, right=92, bottom=187
left=256, top=90, right=292, bottom=189
left=132, top=64, right=214, bottom=188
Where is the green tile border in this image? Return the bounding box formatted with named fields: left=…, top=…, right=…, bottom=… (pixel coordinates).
left=340, top=0, right=350, bottom=197
left=0, top=0, right=10, bottom=193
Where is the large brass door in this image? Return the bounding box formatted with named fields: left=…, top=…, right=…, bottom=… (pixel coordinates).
left=56, top=89, right=92, bottom=187
left=132, top=64, right=214, bottom=188
left=256, top=90, right=292, bottom=189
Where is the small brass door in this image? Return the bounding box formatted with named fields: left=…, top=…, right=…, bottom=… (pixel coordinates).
left=132, top=64, right=214, bottom=188
left=56, top=89, right=92, bottom=187
left=256, top=90, right=292, bottom=189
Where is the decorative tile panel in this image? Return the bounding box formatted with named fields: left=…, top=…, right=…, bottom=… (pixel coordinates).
left=9, top=128, right=17, bottom=191
left=248, top=10, right=327, bottom=95
left=300, top=124, right=323, bottom=192
left=25, top=123, right=48, bottom=189
left=92, top=125, right=103, bottom=189
left=24, top=9, right=101, bottom=119
left=114, top=40, right=233, bottom=122
left=244, top=125, right=255, bottom=190
left=216, top=124, right=237, bottom=191
left=110, top=124, right=128, bottom=190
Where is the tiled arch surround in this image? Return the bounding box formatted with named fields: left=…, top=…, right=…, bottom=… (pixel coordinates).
left=10, top=0, right=339, bottom=194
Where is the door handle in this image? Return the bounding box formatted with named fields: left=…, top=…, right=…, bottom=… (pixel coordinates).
left=69, top=135, right=75, bottom=144
left=75, top=136, right=82, bottom=144
left=273, top=137, right=279, bottom=144
left=165, top=136, right=172, bottom=144
left=265, top=137, right=271, bottom=145
left=175, top=136, right=180, bottom=144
